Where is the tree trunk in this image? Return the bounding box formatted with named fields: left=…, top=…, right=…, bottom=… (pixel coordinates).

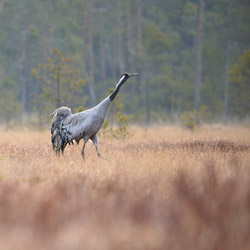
left=144, top=59, right=151, bottom=124
left=56, top=71, right=61, bottom=108
left=136, top=0, right=142, bottom=73
left=46, top=2, right=54, bottom=51
left=18, top=41, right=27, bottom=111
left=85, top=0, right=97, bottom=104
left=223, top=39, right=231, bottom=124
left=223, top=0, right=232, bottom=124
left=194, top=0, right=204, bottom=110
left=134, top=0, right=142, bottom=96
left=125, top=0, right=132, bottom=69
left=99, top=12, right=106, bottom=84
left=0, top=0, right=6, bottom=12
left=116, top=0, right=124, bottom=74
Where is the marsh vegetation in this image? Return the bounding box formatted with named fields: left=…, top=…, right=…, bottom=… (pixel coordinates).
left=0, top=126, right=249, bottom=249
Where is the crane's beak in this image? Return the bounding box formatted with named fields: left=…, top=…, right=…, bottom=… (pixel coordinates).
left=129, top=73, right=139, bottom=77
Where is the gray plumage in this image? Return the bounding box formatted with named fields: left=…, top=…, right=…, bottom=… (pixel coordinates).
left=51, top=73, right=138, bottom=159
left=51, top=106, right=72, bottom=150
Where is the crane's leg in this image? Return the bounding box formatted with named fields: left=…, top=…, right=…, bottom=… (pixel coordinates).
left=81, top=139, right=88, bottom=160
left=90, top=134, right=101, bottom=157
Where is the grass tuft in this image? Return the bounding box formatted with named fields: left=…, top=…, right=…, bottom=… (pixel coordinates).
left=0, top=126, right=249, bottom=249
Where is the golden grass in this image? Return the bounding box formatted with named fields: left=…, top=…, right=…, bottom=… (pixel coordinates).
left=0, top=125, right=250, bottom=250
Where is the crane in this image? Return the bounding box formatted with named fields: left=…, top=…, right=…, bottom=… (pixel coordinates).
left=51, top=72, right=138, bottom=159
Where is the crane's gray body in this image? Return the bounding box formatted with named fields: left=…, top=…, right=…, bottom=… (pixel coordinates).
left=63, top=97, right=111, bottom=142
left=51, top=73, right=138, bottom=159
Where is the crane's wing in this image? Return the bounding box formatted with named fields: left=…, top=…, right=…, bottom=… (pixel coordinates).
left=51, top=107, right=72, bottom=150
left=51, top=108, right=92, bottom=153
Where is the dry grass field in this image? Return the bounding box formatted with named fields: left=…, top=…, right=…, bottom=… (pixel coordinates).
left=0, top=125, right=250, bottom=250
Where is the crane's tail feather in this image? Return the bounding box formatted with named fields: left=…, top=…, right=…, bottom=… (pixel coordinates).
left=50, top=106, right=72, bottom=154
left=52, top=124, right=73, bottom=155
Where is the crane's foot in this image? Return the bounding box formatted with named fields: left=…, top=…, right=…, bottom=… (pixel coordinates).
left=99, top=154, right=108, bottom=161
left=81, top=153, right=85, bottom=161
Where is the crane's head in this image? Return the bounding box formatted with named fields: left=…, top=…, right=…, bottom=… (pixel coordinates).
left=116, top=72, right=139, bottom=88
left=120, top=72, right=139, bottom=79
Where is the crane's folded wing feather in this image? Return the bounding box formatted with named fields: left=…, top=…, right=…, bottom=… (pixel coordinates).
left=51, top=107, right=72, bottom=149
left=51, top=106, right=72, bottom=134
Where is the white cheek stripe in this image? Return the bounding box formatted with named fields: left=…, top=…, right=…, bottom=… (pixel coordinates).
left=116, top=75, right=125, bottom=87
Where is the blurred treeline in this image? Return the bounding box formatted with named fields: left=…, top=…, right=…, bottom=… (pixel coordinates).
left=0, top=0, right=249, bottom=126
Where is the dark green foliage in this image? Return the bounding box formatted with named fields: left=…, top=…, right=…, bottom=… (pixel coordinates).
left=181, top=110, right=198, bottom=130
left=113, top=111, right=133, bottom=139
left=100, top=88, right=133, bottom=139
left=229, top=50, right=250, bottom=117
left=0, top=0, right=249, bottom=126
left=100, top=113, right=133, bottom=140
left=181, top=106, right=212, bottom=130
left=32, top=48, right=85, bottom=127
left=0, top=77, right=22, bottom=125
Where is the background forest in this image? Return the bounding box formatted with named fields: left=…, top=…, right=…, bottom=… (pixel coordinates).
left=0, top=0, right=249, bottom=126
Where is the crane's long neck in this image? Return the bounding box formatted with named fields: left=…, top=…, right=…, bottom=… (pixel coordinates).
left=94, top=75, right=128, bottom=119
left=109, top=75, right=128, bottom=102
left=94, top=97, right=111, bottom=119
